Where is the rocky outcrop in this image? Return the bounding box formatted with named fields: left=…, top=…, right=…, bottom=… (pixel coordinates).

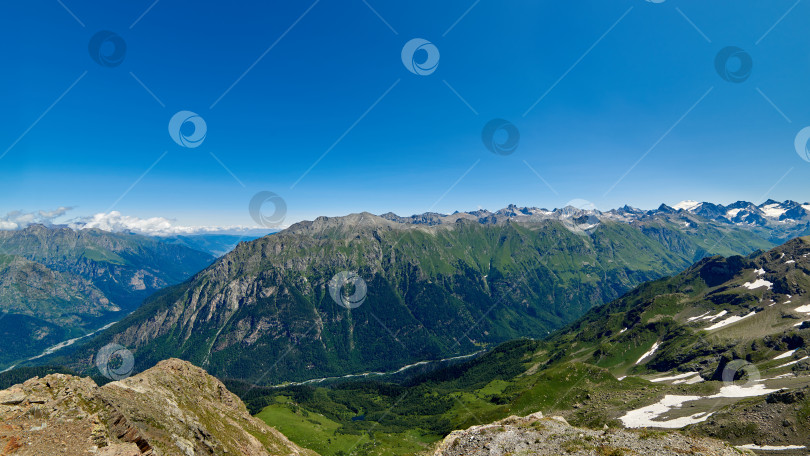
left=432, top=411, right=751, bottom=456
left=0, top=359, right=316, bottom=456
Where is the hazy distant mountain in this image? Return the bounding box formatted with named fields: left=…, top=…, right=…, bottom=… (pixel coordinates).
left=0, top=225, right=214, bottom=367
left=62, top=207, right=773, bottom=384
left=159, top=231, right=274, bottom=257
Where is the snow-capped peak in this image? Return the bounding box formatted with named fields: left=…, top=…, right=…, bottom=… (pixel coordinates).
left=673, top=200, right=701, bottom=211
left=760, top=202, right=787, bottom=218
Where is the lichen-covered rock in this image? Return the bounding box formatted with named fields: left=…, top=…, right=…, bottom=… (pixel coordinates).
left=0, top=359, right=316, bottom=456
left=432, top=411, right=752, bottom=456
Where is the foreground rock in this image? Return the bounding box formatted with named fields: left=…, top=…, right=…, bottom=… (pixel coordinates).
left=0, top=359, right=316, bottom=456
left=432, top=411, right=751, bottom=456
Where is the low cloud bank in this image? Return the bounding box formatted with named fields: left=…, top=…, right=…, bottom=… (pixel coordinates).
left=1, top=208, right=273, bottom=236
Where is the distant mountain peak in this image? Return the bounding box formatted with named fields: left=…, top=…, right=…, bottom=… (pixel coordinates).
left=362, top=201, right=810, bottom=242
left=673, top=200, right=701, bottom=211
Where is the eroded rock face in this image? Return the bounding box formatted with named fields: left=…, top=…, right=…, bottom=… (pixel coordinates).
left=0, top=359, right=317, bottom=456
left=432, top=411, right=751, bottom=456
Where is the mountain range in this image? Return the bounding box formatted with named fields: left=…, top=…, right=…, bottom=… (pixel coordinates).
left=669, top=199, right=810, bottom=242
left=429, top=199, right=810, bottom=243
left=51, top=203, right=778, bottom=384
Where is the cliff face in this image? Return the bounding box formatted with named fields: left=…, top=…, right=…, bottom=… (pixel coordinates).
left=0, top=359, right=316, bottom=456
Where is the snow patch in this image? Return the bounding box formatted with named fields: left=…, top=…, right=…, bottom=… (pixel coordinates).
left=650, top=372, right=700, bottom=383
left=619, top=395, right=710, bottom=429
left=708, top=384, right=779, bottom=398
left=774, top=349, right=797, bottom=360
left=754, top=268, right=766, bottom=276
left=775, top=356, right=809, bottom=369
left=620, top=384, right=778, bottom=429
left=704, top=311, right=756, bottom=331
left=737, top=444, right=806, bottom=451
left=686, top=311, right=710, bottom=322
left=702, top=310, right=728, bottom=322
left=794, top=305, right=810, bottom=314
left=741, top=279, right=773, bottom=290
left=761, top=204, right=787, bottom=218
left=635, top=341, right=661, bottom=365
left=673, top=200, right=701, bottom=211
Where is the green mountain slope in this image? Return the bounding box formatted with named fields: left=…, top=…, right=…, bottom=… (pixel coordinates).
left=543, top=236, right=810, bottom=378
left=64, top=211, right=770, bottom=384
left=235, top=237, right=810, bottom=455
left=0, top=225, right=215, bottom=367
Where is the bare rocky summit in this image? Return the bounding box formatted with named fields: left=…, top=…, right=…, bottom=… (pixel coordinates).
left=0, top=358, right=316, bottom=456
left=432, top=411, right=752, bottom=456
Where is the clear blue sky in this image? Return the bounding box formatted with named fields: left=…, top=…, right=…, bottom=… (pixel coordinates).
left=1, top=0, right=808, bottom=227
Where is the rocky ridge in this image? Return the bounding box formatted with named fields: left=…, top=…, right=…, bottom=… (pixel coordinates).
left=381, top=199, right=810, bottom=244
left=0, top=358, right=315, bottom=456
left=432, top=411, right=751, bottom=456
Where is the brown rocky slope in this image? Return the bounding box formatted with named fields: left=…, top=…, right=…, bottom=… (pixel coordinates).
left=432, top=411, right=752, bottom=456
left=0, top=358, right=316, bottom=456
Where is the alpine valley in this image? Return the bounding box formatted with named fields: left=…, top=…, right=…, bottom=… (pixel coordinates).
left=45, top=200, right=801, bottom=383
left=4, top=201, right=810, bottom=455
left=0, top=225, right=216, bottom=368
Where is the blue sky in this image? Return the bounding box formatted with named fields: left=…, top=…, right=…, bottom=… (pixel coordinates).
left=1, top=0, right=809, bottom=228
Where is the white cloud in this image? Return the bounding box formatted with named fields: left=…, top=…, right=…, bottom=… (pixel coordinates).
left=69, top=211, right=268, bottom=236
left=38, top=207, right=73, bottom=219
left=0, top=206, right=74, bottom=229
left=0, top=208, right=275, bottom=236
